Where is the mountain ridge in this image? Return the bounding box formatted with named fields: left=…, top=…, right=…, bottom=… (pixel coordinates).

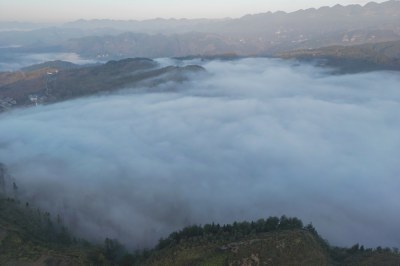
left=1, top=1, right=400, bottom=60
left=0, top=58, right=205, bottom=112
left=277, top=40, right=400, bottom=73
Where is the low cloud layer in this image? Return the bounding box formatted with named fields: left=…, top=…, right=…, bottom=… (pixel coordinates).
left=0, top=52, right=96, bottom=71
left=1, top=58, right=400, bottom=248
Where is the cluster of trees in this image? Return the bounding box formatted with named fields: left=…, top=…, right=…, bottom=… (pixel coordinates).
left=157, top=215, right=318, bottom=250
left=0, top=163, right=9, bottom=195
left=2, top=197, right=399, bottom=266
left=0, top=163, right=73, bottom=247
left=99, top=216, right=320, bottom=266
left=0, top=197, right=73, bottom=246
left=1, top=164, right=398, bottom=265
left=330, top=243, right=400, bottom=263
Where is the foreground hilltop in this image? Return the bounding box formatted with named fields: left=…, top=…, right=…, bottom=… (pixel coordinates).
left=3, top=164, right=398, bottom=265
left=0, top=58, right=204, bottom=112
left=0, top=185, right=399, bottom=266
left=140, top=219, right=400, bottom=266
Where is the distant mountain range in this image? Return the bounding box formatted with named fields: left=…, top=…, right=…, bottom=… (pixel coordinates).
left=1, top=1, right=400, bottom=59
left=2, top=1, right=400, bottom=111
left=1, top=38, right=400, bottom=112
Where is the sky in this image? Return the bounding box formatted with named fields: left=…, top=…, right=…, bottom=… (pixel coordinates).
left=1, top=58, right=399, bottom=248
left=0, top=0, right=389, bottom=22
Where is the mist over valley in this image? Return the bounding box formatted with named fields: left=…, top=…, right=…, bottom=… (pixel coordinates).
left=1, top=58, right=400, bottom=250
left=1, top=1, right=400, bottom=265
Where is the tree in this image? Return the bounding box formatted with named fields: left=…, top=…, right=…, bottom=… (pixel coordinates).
left=104, top=238, right=125, bottom=262
left=265, top=217, right=279, bottom=231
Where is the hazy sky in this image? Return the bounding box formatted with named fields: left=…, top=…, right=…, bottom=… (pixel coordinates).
left=0, top=0, right=389, bottom=22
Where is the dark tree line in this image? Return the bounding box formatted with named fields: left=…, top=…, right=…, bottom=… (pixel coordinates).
left=0, top=197, right=74, bottom=246
left=156, top=215, right=315, bottom=250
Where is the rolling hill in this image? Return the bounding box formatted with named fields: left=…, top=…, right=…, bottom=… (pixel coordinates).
left=0, top=58, right=204, bottom=112
left=277, top=40, right=400, bottom=73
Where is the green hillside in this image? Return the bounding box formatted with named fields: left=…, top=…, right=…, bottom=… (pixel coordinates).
left=0, top=197, right=114, bottom=265
left=140, top=218, right=400, bottom=266
left=278, top=40, right=400, bottom=73
left=0, top=58, right=205, bottom=111
left=144, top=229, right=329, bottom=265
left=1, top=196, right=399, bottom=266
left=1, top=165, right=399, bottom=265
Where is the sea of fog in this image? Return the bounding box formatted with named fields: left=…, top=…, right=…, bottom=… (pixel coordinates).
left=0, top=58, right=399, bottom=249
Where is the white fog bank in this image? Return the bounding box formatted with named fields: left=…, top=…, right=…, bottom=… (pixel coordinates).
left=0, top=58, right=399, bottom=248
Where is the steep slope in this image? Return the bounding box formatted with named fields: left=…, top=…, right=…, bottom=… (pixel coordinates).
left=0, top=199, right=106, bottom=265
left=0, top=163, right=103, bottom=265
